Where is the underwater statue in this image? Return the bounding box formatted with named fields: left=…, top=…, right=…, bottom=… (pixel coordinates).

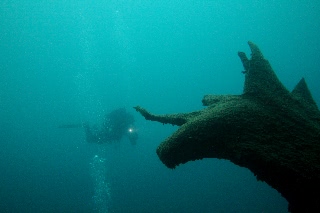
left=134, top=42, right=320, bottom=212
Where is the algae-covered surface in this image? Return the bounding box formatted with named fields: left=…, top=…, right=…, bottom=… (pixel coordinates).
left=135, top=42, right=320, bottom=212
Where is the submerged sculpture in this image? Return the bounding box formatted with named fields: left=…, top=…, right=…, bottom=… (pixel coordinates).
left=134, top=42, right=320, bottom=212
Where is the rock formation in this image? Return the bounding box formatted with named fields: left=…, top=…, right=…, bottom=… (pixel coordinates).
left=134, top=42, right=320, bottom=212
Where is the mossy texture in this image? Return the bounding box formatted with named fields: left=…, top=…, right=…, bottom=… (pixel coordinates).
left=134, top=42, right=320, bottom=212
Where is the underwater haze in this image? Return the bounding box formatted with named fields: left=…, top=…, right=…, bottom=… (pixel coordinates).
left=1, top=1, right=320, bottom=212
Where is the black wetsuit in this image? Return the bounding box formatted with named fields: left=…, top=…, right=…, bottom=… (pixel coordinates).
left=84, top=108, right=138, bottom=145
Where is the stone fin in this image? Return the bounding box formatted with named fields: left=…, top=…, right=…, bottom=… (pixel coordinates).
left=238, top=41, right=289, bottom=100
left=291, top=78, right=319, bottom=112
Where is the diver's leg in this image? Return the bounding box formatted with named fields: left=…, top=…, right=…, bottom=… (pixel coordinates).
left=127, top=131, right=138, bottom=145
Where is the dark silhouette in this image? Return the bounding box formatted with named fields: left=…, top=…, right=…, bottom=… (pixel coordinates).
left=59, top=108, right=138, bottom=145
left=84, top=108, right=138, bottom=145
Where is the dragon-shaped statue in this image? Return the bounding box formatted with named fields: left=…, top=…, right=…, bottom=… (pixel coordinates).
left=134, top=42, right=320, bottom=212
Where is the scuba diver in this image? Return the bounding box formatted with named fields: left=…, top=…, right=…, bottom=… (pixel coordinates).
left=84, top=108, right=138, bottom=145
left=59, top=108, right=138, bottom=145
